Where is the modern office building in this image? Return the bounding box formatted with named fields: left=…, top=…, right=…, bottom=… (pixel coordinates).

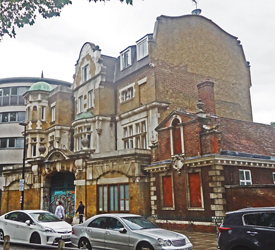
left=0, top=77, right=72, bottom=174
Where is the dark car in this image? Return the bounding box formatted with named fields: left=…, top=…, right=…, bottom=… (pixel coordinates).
left=218, top=207, right=275, bottom=250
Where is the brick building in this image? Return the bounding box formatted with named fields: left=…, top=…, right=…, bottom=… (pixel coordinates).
left=1, top=13, right=274, bottom=230
left=146, top=80, right=275, bottom=232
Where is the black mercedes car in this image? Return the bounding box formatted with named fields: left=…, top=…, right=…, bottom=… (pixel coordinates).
left=218, top=207, right=275, bottom=250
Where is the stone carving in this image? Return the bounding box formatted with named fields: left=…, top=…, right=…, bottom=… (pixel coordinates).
left=171, top=154, right=185, bottom=175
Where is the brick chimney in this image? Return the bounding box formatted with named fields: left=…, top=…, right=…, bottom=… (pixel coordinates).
left=197, top=80, right=216, bottom=115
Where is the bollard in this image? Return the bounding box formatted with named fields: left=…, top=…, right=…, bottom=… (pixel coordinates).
left=3, top=235, right=10, bottom=250
left=58, top=239, right=65, bottom=250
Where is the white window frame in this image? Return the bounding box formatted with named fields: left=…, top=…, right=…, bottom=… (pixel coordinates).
left=119, top=82, right=135, bottom=103
left=78, top=96, right=83, bottom=114
left=82, top=64, right=89, bottom=82
left=120, top=48, right=131, bottom=70
left=239, top=169, right=252, bottom=185
left=88, top=90, right=94, bottom=109
left=122, top=120, right=147, bottom=150
left=136, top=36, right=148, bottom=61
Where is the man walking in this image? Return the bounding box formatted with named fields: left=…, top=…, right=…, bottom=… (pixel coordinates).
left=55, top=201, right=65, bottom=220
left=76, top=201, right=85, bottom=224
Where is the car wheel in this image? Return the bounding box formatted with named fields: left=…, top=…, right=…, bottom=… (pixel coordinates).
left=137, top=242, right=154, bottom=250
left=79, top=238, right=92, bottom=250
left=0, top=230, right=4, bottom=241
left=30, top=233, right=41, bottom=244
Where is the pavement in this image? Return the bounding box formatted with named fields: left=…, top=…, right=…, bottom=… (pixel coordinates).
left=176, top=230, right=218, bottom=250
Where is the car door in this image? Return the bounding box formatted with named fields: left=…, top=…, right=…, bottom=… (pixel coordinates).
left=3, top=212, right=20, bottom=241
left=243, top=212, right=275, bottom=250
left=13, top=212, right=35, bottom=243
left=104, top=217, right=129, bottom=250
left=86, top=217, right=107, bottom=250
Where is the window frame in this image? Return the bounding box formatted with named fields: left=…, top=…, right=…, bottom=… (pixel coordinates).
left=136, top=36, right=149, bottom=61
left=78, top=95, right=83, bottom=114
left=51, top=105, right=55, bottom=122
left=239, top=169, right=252, bottom=185
left=120, top=48, right=132, bottom=70
left=98, top=183, right=129, bottom=214
left=82, top=64, right=89, bottom=82
left=88, top=89, right=94, bottom=109
left=119, top=82, right=135, bottom=103
left=160, top=173, right=175, bottom=210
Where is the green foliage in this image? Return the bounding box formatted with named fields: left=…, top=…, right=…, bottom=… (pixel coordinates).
left=0, top=0, right=132, bottom=41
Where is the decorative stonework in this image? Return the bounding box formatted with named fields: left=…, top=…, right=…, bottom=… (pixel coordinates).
left=172, top=154, right=185, bottom=175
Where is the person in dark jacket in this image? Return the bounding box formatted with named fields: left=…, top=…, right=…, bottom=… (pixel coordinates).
left=76, top=201, right=85, bottom=224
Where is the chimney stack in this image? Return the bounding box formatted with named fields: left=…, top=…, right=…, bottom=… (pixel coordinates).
left=197, top=80, right=216, bottom=115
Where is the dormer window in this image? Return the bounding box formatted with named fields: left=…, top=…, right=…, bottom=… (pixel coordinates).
left=82, top=64, right=89, bottom=82
left=136, top=36, right=148, bottom=61
left=120, top=48, right=131, bottom=70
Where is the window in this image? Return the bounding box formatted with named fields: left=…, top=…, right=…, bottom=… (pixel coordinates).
left=88, top=90, right=94, bottom=108
left=0, top=87, right=29, bottom=106
left=137, top=37, right=148, bottom=61
left=120, top=49, right=131, bottom=70
left=41, top=106, right=46, bottom=121
left=244, top=213, right=275, bottom=227
left=273, top=172, right=275, bottom=184
left=98, top=184, right=129, bottom=213
left=172, top=118, right=182, bottom=155
left=51, top=106, right=55, bottom=122
left=119, top=83, right=135, bottom=103
left=78, top=96, right=83, bottom=113
left=31, top=138, right=37, bottom=157
left=88, top=217, right=107, bottom=229
left=82, top=64, right=89, bottom=82
left=188, top=172, right=203, bottom=208
left=123, top=121, right=147, bottom=150
left=0, top=138, right=24, bottom=149
left=239, top=169, right=252, bottom=185
left=161, top=174, right=174, bottom=209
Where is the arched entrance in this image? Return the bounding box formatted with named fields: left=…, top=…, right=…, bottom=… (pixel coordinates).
left=49, top=172, right=75, bottom=220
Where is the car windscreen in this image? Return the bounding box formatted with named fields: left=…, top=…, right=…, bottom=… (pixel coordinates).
left=121, top=216, right=158, bottom=230
left=30, top=212, right=62, bottom=222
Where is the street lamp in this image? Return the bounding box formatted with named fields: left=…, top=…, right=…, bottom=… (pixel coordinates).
left=19, top=121, right=27, bottom=210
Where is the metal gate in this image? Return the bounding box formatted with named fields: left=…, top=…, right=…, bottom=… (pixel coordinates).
left=50, top=172, right=75, bottom=220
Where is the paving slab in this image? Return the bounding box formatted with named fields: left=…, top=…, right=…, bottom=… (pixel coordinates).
left=176, top=230, right=218, bottom=250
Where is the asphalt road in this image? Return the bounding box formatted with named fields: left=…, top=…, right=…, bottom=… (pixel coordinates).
left=0, top=242, right=77, bottom=250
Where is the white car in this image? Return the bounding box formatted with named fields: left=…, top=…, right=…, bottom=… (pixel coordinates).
left=0, top=210, right=72, bottom=245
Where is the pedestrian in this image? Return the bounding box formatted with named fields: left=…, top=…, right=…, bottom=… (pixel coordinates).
left=55, top=201, right=65, bottom=220
left=76, top=201, right=85, bottom=224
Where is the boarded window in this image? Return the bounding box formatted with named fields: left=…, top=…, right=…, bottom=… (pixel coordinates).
left=189, top=172, right=202, bottom=207
left=162, top=175, right=173, bottom=207
left=172, top=118, right=182, bottom=155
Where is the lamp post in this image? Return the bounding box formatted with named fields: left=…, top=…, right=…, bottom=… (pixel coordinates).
left=19, top=121, right=27, bottom=210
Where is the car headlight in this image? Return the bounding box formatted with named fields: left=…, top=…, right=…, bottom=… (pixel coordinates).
left=43, top=227, right=56, bottom=233
left=158, top=238, right=172, bottom=246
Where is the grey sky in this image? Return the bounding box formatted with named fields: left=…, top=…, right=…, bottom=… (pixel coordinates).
left=0, top=0, right=274, bottom=124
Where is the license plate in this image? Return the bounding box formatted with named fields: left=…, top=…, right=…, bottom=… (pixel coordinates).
left=61, top=235, right=70, bottom=239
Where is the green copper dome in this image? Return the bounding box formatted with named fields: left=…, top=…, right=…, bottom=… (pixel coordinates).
left=29, top=81, right=53, bottom=92
left=75, top=111, right=94, bottom=121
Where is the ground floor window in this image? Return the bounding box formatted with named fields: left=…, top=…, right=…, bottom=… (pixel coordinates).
left=98, top=184, right=129, bottom=213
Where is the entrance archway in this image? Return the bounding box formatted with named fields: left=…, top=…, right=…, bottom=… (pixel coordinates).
left=49, top=172, right=75, bottom=220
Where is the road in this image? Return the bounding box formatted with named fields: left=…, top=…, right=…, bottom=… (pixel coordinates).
left=1, top=231, right=218, bottom=250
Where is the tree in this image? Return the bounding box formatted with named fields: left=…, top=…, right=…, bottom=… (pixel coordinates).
left=0, top=0, right=132, bottom=41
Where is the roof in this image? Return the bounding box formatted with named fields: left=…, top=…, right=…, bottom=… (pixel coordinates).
left=75, top=111, right=95, bottom=121
left=0, top=77, right=71, bottom=87
left=227, top=207, right=275, bottom=215
left=29, top=81, right=53, bottom=92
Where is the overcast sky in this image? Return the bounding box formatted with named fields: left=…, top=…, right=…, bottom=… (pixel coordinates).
left=0, top=0, right=274, bottom=125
